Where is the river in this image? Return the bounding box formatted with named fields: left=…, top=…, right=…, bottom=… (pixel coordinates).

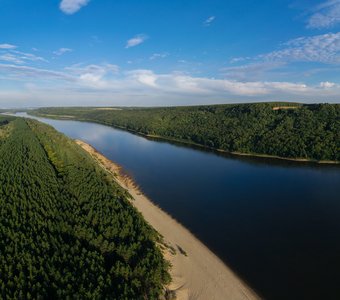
left=15, top=112, right=340, bottom=300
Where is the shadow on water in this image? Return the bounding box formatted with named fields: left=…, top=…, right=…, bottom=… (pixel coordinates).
left=11, top=112, right=340, bottom=300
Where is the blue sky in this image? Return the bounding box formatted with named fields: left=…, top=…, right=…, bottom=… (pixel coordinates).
left=1, top=0, right=340, bottom=107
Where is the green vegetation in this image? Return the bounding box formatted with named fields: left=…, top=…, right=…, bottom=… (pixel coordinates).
left=0, top=116, right=170, bottom=299
left=31, top=102, right=340, bottom=162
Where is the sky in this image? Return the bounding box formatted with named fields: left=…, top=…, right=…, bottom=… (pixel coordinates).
left=1, top=0, right=340, bottom=107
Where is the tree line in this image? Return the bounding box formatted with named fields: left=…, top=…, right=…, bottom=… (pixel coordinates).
left=0, top=117, right=170, bottom=299
left=32, top=102, right=340, bottom=162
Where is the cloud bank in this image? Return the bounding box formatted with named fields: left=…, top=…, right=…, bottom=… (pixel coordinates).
left=1, top=61, right=339, bottom=108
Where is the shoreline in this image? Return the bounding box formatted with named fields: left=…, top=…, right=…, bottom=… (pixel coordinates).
left=75, top=139, right=261, bottom=300
left=30, top=113, right=339, bottom=165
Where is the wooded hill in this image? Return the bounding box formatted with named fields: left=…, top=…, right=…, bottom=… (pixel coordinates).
left=31, top=103, right=340, bottom=162
left=0, top=116, right=170, bottom=299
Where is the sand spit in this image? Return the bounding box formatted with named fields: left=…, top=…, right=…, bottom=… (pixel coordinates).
left=76, top=139, right=261, bottom=300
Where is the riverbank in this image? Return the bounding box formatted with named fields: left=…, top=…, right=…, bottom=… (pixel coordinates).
left=30, top=112, right=339, bottom=165
left=142, top=133, right=340, bottom=165
left=76, top=139, right=260, bottom=300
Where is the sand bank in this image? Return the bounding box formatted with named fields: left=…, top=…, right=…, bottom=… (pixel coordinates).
left=76, top=139, right=260, bottom=300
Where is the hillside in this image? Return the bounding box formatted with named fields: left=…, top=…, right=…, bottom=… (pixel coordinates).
left=31, top=103, right=340, bottom=162
left=0, top=116, right=170, bottom=299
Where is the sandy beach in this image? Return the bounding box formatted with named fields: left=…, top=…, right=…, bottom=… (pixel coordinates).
left=76, top=139, right=260, bottom=300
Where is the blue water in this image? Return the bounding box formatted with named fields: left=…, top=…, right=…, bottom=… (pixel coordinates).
left=16, top=113, right=340, bottom=300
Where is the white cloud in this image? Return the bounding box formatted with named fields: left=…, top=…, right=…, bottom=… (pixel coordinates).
left=224, top=32, right=340, bottom=83
left=230, top=32, right=340, bottom=68
left=0, top=63, right=74, bottom=81
left=53, top=48, right=73, bottom=56
left=125, top=34, right=148, bottom=48
left=261, top=32, right=340, bottom=64
left=230, top=56, right=251, bottom=64
left=0, top=44, right=17, bottom=49
left=0, top=54, right=24, bottom=64
left=320, top=81, right=337, bottom=88
left=150, top=53, right=169, bottom=60
left=67, top=63, right=119, bottom=75
left=0, top=49, right=48, bottom=65
left=204, top=16, right=216, bottom=26
left=221, top=62, right=286, bottom=80
left=66, top=63, right=119, bottom=87
left=127, top=70, right=158, bottom=87
left=12, top=50, right=48, bottom=63
left=307, top=0, right=340, bottom=29
left=59, top=0, right=90, bottom=15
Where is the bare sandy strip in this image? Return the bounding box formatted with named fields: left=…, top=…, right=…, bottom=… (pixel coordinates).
left=38, top=114, right=76, bottom=119
left=95, top=107, right=122, bottom=110
left=272, top=106, right=299, bottom=111
left=76, top=139, right=261, bottom=300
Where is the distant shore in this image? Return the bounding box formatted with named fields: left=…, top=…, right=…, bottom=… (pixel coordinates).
left=143, top=134, right=340, bottom=165
left=76, top=139, right=260, bottom=300
left=29, top=112, right=339, bottom=165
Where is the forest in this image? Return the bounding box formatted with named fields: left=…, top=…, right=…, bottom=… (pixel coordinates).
left=0, top=116, right=170, bottom=299
left=31, top=102, right=340, bottom=162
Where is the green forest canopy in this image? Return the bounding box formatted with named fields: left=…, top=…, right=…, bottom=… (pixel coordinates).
left=31, top=102, right=340, bottom=162
left=0, top=116, right=170, bottom=299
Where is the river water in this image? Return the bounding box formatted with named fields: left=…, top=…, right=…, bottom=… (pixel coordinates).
left=16, top=112, right=340, bottom=300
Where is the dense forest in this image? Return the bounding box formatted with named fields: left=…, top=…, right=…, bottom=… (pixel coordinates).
left=31, top=102, right=340, bottom=162
left=0, top=116, right=170, bottom=299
